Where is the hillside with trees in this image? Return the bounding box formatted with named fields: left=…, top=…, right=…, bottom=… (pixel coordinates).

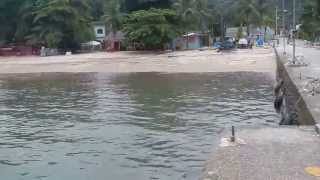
left=0, top=0, right=319, bottom=50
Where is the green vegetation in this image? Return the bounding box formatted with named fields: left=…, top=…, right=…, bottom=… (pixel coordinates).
left=103, top=0, right=124, bottom=36
left=300, top=0, right=320, bottom=41
left=29, top=0, right=93, bottom=49
left=1, top=0, right=319, bottom=50
left=0, top=0, right=93, bottom=50
left=123, top=8, right=180, bottom=49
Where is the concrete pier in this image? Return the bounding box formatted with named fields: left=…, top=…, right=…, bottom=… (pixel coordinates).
left=202, top=127, right=320, bottom=180
left=276, top=40, right=320, bottom=127
left=203, top=41, right=320, bottom=180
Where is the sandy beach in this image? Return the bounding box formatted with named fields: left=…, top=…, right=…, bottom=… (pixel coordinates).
left=0, top=48, right=276, bottom=74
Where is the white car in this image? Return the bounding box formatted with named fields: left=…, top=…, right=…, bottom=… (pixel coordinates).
left=238, top=38, right=248, bottom=45
left=238, top=38, right=248, bottom=48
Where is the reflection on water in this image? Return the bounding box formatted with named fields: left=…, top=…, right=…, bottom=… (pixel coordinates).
left=0, top=72, right=278, bottom=180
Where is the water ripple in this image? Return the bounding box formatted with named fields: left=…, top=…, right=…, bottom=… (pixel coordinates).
left=0, top=72, right=278, bottom=180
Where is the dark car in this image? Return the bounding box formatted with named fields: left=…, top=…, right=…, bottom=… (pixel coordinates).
left=220, top=40, right=235, bottom=50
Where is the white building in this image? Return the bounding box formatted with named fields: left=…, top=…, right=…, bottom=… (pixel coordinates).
left=92, top=21, right=106, bottom=42
left=91, top=21, right=125, bottom=51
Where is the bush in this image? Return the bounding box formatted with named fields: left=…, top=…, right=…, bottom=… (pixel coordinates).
left=122, top=8, right=181, bottom=50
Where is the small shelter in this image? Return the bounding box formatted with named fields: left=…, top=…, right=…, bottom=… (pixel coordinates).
left=105, top=31, right=125, bottom=51
left=174, top=32, right=209, bottom=50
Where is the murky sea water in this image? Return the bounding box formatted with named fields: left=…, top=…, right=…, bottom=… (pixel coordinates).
left=0, top=72, right=278, bottom=180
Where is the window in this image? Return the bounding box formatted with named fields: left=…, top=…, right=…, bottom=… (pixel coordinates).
left=97, top=29, right=104, bottom=34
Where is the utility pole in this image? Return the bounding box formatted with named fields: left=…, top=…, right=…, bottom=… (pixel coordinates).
left=276, top=7, right=278, bottom=36
left=292, top=0, right=296, bottom=64
left=282, top=0, right=286, bottom=55
left=220, top=14, right=224, bottom=41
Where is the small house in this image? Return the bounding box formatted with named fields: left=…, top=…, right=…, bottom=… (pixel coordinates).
left=174, top=32, right=209, bottom=50
left=92, top=21, right=106, bottom=42
left=92, top=21, right=125, bottom=51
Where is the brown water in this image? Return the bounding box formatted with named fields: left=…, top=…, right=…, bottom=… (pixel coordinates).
left=0, top=72, right=278, bottom=180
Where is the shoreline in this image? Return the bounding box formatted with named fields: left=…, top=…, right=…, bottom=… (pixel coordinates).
left=0, top=48, right=275, bottom=74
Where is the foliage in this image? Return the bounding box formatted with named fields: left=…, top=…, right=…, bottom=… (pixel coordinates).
left=236, top=26, right=244, bottom=39
left=300, top=0, right=320, bottom=41
left=230, top=0, right=274, bottom=35
left=27, top=0, right=94, bottom=49
left=102, top=0, right=125, bottom=35
left=0, top=0, right=28, bottom=44
left=90, top=0, right=106, bottom=20
left=3, top=0, right=318, bottom=49
left=122, top=8, right=181, bottom=49
left=173, top=0, right=211, bottom=32
left=0, top=0, right=94, bottom=49
left=14, top=0, right=35, bottom=42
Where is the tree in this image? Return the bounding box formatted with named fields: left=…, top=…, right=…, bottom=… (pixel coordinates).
left=90, top=0, right=106, bottom=20
left=173, top=0, right=211, bottom=32
left=173, top=0, right=196, bottom=23
left=232, top=0, right=257, bottom=36
left=194, top=0, right=212, bottom=31
left=102, top=0, right=125, bottom=36
left=0, top=0, right=27, bottom=45
left=122, top=8, right=181, bottom=50
left=230, top=0, right=275, bottom=38
left=14, top=0, right=37, bottom=43
left=300, top=0, right=320, bottom=41
left=27, top=0, right=94, bottom=49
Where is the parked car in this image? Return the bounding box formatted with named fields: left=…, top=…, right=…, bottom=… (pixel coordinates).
left=213, top=42, right=222, bottom=49
left=213, top=38, right=236, bottom=51
left=220, top=40, right=235, bottom=50
left=238, top=38, right=248, bottom=48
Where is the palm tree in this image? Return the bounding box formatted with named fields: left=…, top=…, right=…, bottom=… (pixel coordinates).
left=173, top=0, right=196, bottom=49
left=231, top=0, right=275, bottom=38
left=0, top=0, right=31, bottom=44
left=301, top=0, right=320, bottom=41
left=28, top=0, right=93, bottom=49
left=173, top=0, right=210, bottom=48
left=232, top=0, right=257, bottom=36
left=194, top=0, right=211, bottom=32
left=261, top=15, right=274, bottom=41
left=102, top=0, right=125, bottom=38
left=212, top=0, right=237, bottom=40
left=253, top=0, right=274, bottom=41
left=14, top=0, right=36, bottom=43
left=173, top=0, right=198, bottom=30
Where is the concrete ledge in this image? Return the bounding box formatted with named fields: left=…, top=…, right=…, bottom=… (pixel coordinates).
left=202, top=126, right=320, bottom=180
left=275, top=48, right=315, bottom=125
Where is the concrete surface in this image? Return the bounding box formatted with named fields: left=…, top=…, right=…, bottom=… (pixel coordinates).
left=202, top=126, right=320, bottom=180
left=276, top=39, right=320, bottom=125
left=202, top=43, right=320, bottom=180
left=0, top=48, right=275, bottom=74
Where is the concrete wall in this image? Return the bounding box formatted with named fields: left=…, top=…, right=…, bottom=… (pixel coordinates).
left=275, top=49, right=315, bottom=125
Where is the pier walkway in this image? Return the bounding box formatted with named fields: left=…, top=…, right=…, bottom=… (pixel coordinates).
left=203, top=41, right=320, bottom=180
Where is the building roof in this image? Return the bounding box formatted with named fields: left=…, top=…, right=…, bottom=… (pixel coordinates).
left=182, top=32, right=209, bottom=37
